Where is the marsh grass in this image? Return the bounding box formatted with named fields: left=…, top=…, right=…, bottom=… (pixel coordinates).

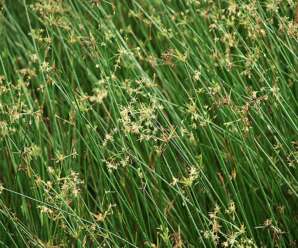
left=0, top=0, right=297, bottom=247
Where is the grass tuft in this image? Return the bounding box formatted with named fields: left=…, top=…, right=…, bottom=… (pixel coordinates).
left=0, top=0, right=297, bottom=247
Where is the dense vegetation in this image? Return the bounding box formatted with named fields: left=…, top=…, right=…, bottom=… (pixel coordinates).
left=0, top=0, right=297, bottom=247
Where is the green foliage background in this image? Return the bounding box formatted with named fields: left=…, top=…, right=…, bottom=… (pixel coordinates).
left=0, top=0, right=297, bottom=247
